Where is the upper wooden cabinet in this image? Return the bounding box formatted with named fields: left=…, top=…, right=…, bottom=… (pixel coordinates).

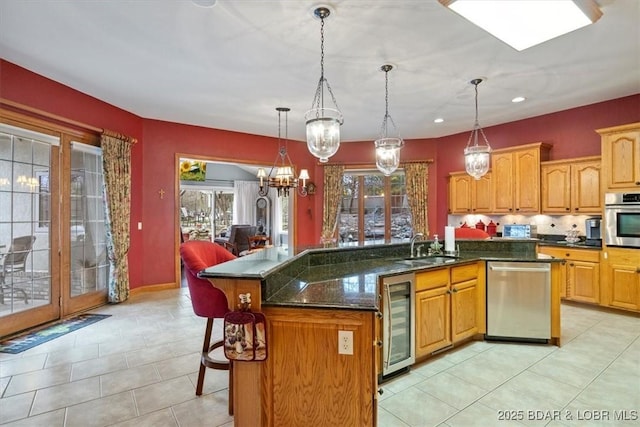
left=448, top=172, right=492, bottom=214
left=492, top=143, right=551, bottom=214
left=597, top=122, right=640, bottom=191
left=541, top=156, right=601, bottom=214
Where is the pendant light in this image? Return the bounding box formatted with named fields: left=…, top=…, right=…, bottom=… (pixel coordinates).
left=464, top=78, right=491, bottom=180
left=257, top=108, right=310, bottom=197
left=374, top=64, right=404, bottom=176
left=305, top=6, right=343, bottom=163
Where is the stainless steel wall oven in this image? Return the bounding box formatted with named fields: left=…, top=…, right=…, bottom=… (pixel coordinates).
left=604, top=192, right=640, bottom=248
left=381, top=273, right=415, bottom=380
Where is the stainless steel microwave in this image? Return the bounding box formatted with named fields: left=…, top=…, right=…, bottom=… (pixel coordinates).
left=604, top=192, right=640, bottom=248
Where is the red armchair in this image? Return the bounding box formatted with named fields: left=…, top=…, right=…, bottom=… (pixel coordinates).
left=180, top=240, right=236, bottom=413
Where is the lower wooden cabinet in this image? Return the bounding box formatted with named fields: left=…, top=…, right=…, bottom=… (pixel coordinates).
left=415, top=262, right=483, bottom=359
left=602, top=247, right=640, bottom=312
left=537, top=246, right=600, bottom=304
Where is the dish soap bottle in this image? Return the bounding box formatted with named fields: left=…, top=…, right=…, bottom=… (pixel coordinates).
left=430, top=234, right=443, bottom=255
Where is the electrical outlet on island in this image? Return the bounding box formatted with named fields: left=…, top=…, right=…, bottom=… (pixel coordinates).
left=338, top=330, right=353, bottom=355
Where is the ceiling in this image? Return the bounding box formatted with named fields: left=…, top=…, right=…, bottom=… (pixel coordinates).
left=0, top=0, right=638, bottom=143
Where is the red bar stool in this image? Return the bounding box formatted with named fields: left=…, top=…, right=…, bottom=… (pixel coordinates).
left=180, top=240, right=236, bottom=414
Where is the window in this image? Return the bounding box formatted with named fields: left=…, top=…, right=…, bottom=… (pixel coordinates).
left=338, top=170, right=411, bottom=246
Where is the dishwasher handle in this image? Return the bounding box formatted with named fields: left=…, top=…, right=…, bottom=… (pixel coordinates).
left=489, top=265, right=550, bottom=273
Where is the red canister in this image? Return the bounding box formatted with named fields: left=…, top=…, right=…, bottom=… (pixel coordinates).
left=486, top=220, right=497, bottom=236
left=475, top=220, right=486, bottom=231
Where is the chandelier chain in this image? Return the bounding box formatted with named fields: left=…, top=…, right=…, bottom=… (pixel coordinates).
left=310, top=12, right=342, bottom=119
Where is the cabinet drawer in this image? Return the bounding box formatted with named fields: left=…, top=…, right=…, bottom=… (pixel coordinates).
left=451, top=263, right=478, bottom=284
left=538, top=246, right=600, bottom=263
left=416, top=268, right=449, bottom=291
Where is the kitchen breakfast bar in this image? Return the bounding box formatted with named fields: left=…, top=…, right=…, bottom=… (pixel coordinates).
left=199, top=240, right=563, bottom=427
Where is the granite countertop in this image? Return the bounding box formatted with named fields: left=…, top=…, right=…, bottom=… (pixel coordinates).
left=200, top=241, right=560, bottom=312
left=537, top=240, right=602, bottom=250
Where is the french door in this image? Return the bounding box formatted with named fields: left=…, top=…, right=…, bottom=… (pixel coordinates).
left=0, top=114, right=107, bottom=337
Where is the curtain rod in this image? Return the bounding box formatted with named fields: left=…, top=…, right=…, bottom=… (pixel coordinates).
left=1, top=98, right=137, bottom=143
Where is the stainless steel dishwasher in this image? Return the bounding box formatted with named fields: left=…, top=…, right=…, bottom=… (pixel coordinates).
left=486, top=261, right=551, bottom=342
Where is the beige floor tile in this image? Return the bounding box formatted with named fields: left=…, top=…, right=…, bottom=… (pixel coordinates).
left=44, top=343, right=100, bottom=368
left=133, top=375, right=194, bottom=415
left=100, top=364, right=161, bottom=396
left=415, top=371, right=489, bottom=410
left=124, top=343, right=176, bottom=367
left=3, top=364, right=71, bottom=397
left=0, top=391, right=35, bottom=424
left=171, top=390, right=233, bottom=426
left=444, top=402, right=527, bottom=427
left=379, top=386, right=458, bottom=427
left=0, top=408, right=66, bottom=426
left=70, top=353, right=127, bottom=381
left=65, top=391, right=137, bottom=427
left=380, top=370, right=427, bottom=394
left=31, top=376, right=100, bottom=416
left=107, top=408, right=178, bottom=427
left=154, top=352, right=200, bottom=380
left=187, top=365, right=229, bottom=394
left=411, top=355, right=455, bottom=378
left=445, top=357, right=516, bottom=390
left=377, top=407, right=411, bottom=427
left=0, top=353, right=47, bottom=378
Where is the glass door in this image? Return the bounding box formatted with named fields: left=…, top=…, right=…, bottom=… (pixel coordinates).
left=0, top=123, right=60, bottom=336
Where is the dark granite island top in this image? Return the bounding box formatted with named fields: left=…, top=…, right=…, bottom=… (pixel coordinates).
left=199, top=239, right=559, bottom=312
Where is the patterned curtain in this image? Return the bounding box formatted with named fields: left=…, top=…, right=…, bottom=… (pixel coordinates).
left=321, top=164, right=345, bottom=245
left=101, top=132, right=134, bottom=303
left=404, top=162, right=430, bottom=237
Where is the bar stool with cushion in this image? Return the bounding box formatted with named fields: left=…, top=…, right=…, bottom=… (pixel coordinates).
left=180, top=240, right=236, bottom=413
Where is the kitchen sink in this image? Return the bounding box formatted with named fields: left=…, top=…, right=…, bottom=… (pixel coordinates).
left=393, top=255, right=459, bottom=267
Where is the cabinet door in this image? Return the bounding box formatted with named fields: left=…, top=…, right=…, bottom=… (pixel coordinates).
left=604, top=248, right=640, bottom=311
left=567, top=261, right=600, bottom=304
left=603, top=130, right=640, bottom=190
left=472, top=172, right=492, bottom=213
left=492, top=152, right=514, bottom=213
left=449, top=174, right=472, bottom=214
left=541, top=163, right=571, bottom=213
left=415, top=286, right=451, bottom=357
left=572, top=160, right=601, bottom=213
left=514, top=148, right=541, bottom=212
left=451, top=279, right=478, bottom=342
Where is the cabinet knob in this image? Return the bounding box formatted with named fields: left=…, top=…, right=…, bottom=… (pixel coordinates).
left=376, top=311, right=383, bottom=319
left=575, top=208, right=580, bottom=211
left=376, top=340, right=383, bottom=347
left=565, top=207, right=570, bottom=211
left=635, top=182, right=640, bottom=185
left=378, top=388, right=384, bottom=395
left=636, top=267, right=640, bottom=273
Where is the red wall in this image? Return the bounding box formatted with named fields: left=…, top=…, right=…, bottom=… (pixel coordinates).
left=2, top=59, right=639, bottom=289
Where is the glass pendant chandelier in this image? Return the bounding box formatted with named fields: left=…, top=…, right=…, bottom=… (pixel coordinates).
left=374, top=64, right=404, bottom=176
left=464, top=78, right=491, bottom=180
left=305, top=6, right=343, bottom=163
left=257, top=107, right=310, bottom=197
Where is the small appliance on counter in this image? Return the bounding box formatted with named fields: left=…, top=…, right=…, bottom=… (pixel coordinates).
left=585, top=217, right=602, bottom=247
left=502, top=224, right=537, bottom=239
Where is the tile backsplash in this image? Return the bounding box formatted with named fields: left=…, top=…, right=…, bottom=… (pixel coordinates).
left=448, top=213, right=602, bottom=238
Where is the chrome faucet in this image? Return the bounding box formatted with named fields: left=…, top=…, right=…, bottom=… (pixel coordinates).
left=410, top=233, right=425, bottom=258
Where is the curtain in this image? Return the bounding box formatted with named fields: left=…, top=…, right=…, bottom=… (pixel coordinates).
left=321, top=165, right=344, bottom=245
left=404, top=162, right=429, bottom=237
left=101, top=132, right=134, bottom=303
left=234, top=180, right=258, bottom=225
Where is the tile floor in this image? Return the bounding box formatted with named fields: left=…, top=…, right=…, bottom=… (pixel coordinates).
left=0, top=289, right=638, bottom=426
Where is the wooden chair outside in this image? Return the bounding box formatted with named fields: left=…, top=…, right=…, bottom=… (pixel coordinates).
left=0, top=235, right=36, bottom=304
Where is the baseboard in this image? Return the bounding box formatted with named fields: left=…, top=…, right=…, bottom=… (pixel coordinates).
left=130, top=282, right=179, bottom=295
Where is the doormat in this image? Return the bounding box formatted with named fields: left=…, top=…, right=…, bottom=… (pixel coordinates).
left=0, top=313, right=111, bottom=354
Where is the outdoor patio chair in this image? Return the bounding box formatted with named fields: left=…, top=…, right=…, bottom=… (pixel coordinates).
left=0, top=235, right=36, bottom=304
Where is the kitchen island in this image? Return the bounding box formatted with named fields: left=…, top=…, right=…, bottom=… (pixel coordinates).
left=200, top=240, right=563, bottom=427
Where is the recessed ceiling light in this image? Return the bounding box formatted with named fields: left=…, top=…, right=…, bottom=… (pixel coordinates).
left=512, top=96, right=526, bottom=103
left=434, top=118, right=444, bottom=123
left=192, top=0, right=217, bottom=8
left=439, top=0, right=602, bottom=51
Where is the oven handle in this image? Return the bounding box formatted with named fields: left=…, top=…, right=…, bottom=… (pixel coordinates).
left=384, top=283, right=393, bottom=370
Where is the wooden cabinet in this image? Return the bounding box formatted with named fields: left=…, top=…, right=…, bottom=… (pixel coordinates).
left=537, top=246, right=600, bottom=304
left=492, top=143, right=551, bottom=214
left=448, top=172, right=492, bottom=214
left=262, top=306, right=376, bottom=426
left=541, top=157, right=601, bottom=214
left=598, top=123, right=640, bottom=191
left=415, top=262, right=483, bottom=359
left=601, top=247, right=640, bottom=312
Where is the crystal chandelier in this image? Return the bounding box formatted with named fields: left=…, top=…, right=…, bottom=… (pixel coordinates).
left=305, top=6, right=343, bottom=163
left=464, top=78, right=491, bottom=180
left=257, top=107, right=310, bottom=197
left=374, top=64, right=404, bottom=176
